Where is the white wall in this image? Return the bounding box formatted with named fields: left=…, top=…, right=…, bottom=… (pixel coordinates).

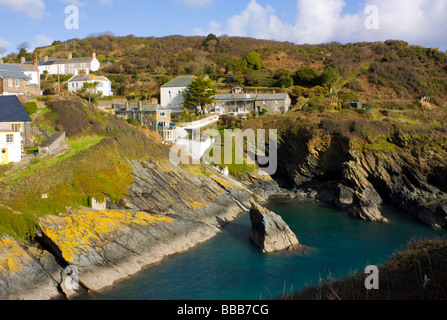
left=69, top=80, right=113, bottom=97
left=175, top=137, right=214, bottom=160
left=0, top=132, right=22, bottom=164
left=160, top=86, right=188, bottom=110
left=91, top=59, right=100, bottom=72
left=24, top=71, right=39, bottom=85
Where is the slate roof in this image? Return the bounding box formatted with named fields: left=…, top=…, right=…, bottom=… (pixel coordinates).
left=68, top=74, right=110, bottom=82
left=161, top=76, right=195, bottom=88
left=0, top=70, right=30, bottom=80
left=214, top=94, right=234, bottom=100
left=213, top=93, right=289, bottom=101
left=0, top=64, right=31, bottom=80
left=114, top=104, right=172, bottom=113
left=255, top=93, right=289, bottom=101
left=0, top=96, right=32, bottom=122
left=40, top=131, right=65, bottom=148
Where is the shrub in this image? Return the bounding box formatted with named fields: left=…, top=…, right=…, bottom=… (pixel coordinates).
left=23, top=102, right=38, bottom=116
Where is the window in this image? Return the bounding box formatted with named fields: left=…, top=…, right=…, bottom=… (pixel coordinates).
left=11, top=124, right=21, bottom=132
left=6, top=134, right=13, bottom=144
left=26, top=80, right=29, bottom=86
left=159, top=112, right=166, bottom=117
left=15, top=80, right=19, bottom=87
left=8, top=79, right=12, bottom=87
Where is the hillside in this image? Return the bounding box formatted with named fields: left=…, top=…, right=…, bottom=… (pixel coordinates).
left=0, top=96, right=170, bottom=240
left=8, top=35, right=447, bottom=108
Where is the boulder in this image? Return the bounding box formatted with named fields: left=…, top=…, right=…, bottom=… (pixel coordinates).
left=249, top=201, right=300, bottom=253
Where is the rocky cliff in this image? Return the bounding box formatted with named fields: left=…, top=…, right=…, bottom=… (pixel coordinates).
left=0, top=160, right=252, bottom=299
left=274, top=128, right=447, bottom=228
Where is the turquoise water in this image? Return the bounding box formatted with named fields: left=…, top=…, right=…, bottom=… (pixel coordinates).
left=85, top=199, right=446, bottom=300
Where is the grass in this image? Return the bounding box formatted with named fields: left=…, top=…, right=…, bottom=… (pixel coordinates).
left=281, top=238, right=447, bottom=300
left=204, top=129, right=258, bottom=177
left=3, top=135, right=105, bottom=184
left=0, top=96, right=170, bottom=241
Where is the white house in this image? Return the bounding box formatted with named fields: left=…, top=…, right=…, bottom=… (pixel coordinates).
left=160, top=75, right=195, bottom=112
left=0, top=96, right=32, bottom=165
left=24, top=52, right=100, bottom=76
left=68, top=74, right=113, bottom=97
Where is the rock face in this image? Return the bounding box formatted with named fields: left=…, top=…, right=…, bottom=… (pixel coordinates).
left=275, top=131, right=447, bottom=229
left=249, top=201, right=300, bottom=253
left=34, top=160, right=252, bottom=297
left=0, top=236, right=63, bottom=300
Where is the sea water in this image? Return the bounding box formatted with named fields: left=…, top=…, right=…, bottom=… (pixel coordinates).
left=84, top=199, right=446, bottom=300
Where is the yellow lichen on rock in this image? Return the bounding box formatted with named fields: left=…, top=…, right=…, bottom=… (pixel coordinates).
left=0, top=237, right=34, bottom=275
left=39, top=209, right=174, bottom=263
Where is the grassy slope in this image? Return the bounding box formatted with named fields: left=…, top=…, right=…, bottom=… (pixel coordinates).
left=0, top=97, right=170, bottom=241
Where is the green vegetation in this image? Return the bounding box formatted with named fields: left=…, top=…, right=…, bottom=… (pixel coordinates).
left=0, top=97, right=169, bottom=241
left=21, top=35, right=446, bottom=107
left=23, top=102, right=38, bottom=117
left=282, top=238, right=447, bottom=300
left=182, top=76, right=217, bottom=115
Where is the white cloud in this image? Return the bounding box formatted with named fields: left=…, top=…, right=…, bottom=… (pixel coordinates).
left=194, top=0, right=447, bottom=49
left=0, top=0, right=45, bottom=19
left=30, top=34, right=53, bottom=51
left=0, top=38, right=11, bottom=57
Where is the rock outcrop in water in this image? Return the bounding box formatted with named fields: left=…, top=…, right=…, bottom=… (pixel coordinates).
left=249, top=201, right=300, bottom=253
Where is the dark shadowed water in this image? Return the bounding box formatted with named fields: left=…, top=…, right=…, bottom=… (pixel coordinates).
left=83, top=199, right=445, bottom=300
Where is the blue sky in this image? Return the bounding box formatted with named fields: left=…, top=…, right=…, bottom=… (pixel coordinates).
left=0, top=0, right=446, bottom=57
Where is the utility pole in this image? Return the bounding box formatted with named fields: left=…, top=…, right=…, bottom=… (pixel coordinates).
left=58, top=66, right=61, bottom=95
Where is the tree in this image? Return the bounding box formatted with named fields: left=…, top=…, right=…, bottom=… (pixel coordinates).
left=273, top=69, right=293, bottom=88
left=321, top=66, right=339, bottom=88
left=245, top=51, right=262, bottom=70
left=293, top=66, right=319, bottom=87
left=182, top=76, right=217, bottom=116
left=76, top=81, right=101, bottom=103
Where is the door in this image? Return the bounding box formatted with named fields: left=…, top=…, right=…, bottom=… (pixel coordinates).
left=1, top=149, right=8, bottom=165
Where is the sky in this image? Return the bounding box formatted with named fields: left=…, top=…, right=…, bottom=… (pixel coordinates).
left=0, top=0, right=446, bottom=57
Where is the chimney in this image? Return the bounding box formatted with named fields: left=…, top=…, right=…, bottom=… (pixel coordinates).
left=21, top=57, right=26, bottom=64
left=273, top=90, right=276, bottom=95
left=68, top=52, right=73, bottom=60
left=92, top=52, right=96, bottom=59
left=138, top=101, right=142, bottom=112
left=44, top=55, right=48, bottom=62
left=33, top=58, right=37, bottom=66
left=255, top=88, right=258, bottom=95
left=125, top=102, right=129, bottom=112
